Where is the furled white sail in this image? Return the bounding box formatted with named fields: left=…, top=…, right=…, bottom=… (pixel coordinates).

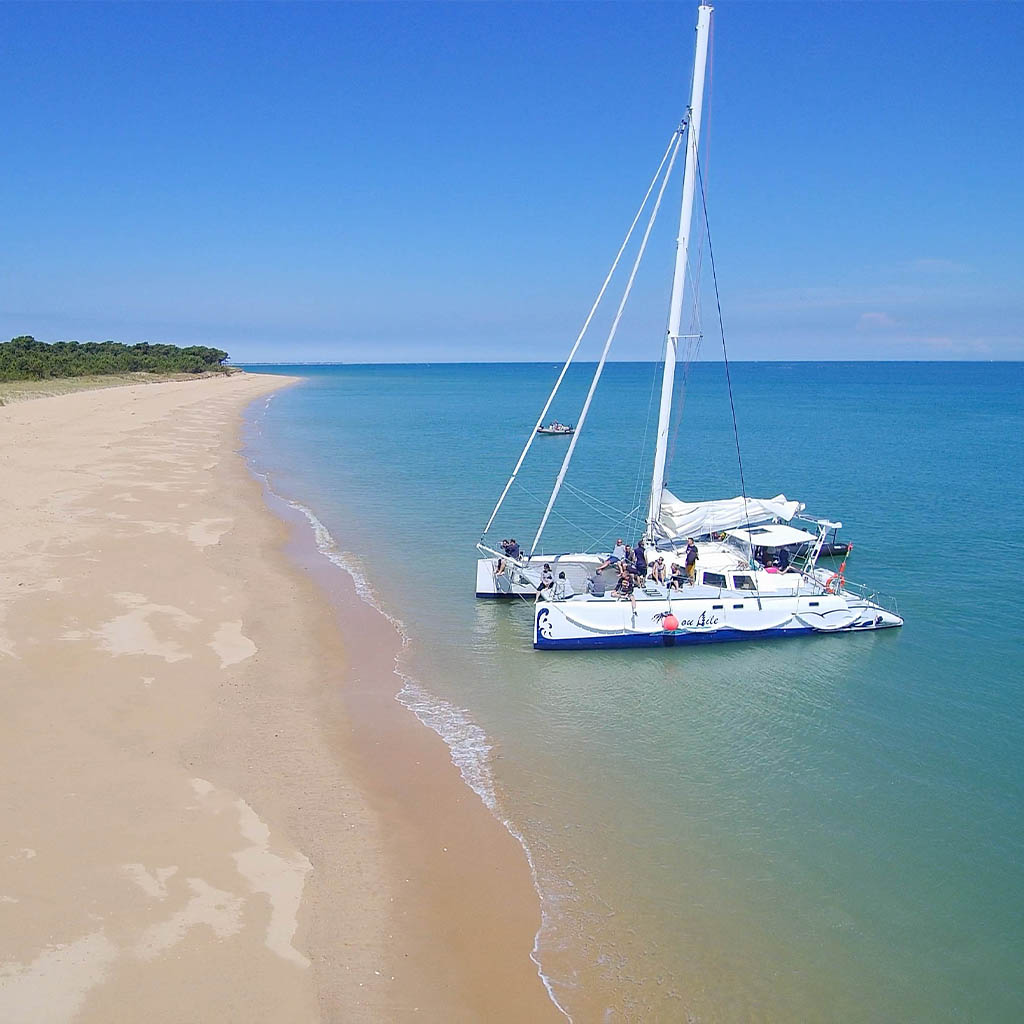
left=654, top=490, right=804, bottom=540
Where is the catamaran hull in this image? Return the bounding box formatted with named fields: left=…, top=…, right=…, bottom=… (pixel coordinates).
left=533, top=594, right=902, bottom=650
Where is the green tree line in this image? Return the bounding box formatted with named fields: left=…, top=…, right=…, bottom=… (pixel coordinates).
left=0, top=336, right=230, bottom=381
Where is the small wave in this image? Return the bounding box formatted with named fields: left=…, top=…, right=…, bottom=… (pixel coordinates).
left=282, top=498, right=409, bottom=634
left=394, top=670, right=571, bottom=1019
left=395, top=674, right=498, bottom=812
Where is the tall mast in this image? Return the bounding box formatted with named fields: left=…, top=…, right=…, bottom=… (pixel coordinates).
left=646, top=2, right=713, bottom=537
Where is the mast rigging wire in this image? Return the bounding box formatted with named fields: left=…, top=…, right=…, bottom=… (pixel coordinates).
left=480, top=131, right=680, bottom=540
left=530, top=132, right=684, bottom=557
left=695, top=149, right=762, bottom=603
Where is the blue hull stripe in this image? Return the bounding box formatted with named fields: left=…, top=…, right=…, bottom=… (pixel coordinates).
left=535, top=625, right=820, bottom=650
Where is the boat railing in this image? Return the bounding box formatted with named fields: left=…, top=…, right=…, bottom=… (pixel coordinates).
left=793, top=568, right=899, bottom=616
left=836, top=579, right=900, bottom=616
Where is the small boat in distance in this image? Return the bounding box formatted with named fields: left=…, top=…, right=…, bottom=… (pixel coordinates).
left=537, top=422, right=574, bottom=435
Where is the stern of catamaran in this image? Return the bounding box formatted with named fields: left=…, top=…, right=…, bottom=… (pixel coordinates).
left=475, top=544, right=603, bottom=599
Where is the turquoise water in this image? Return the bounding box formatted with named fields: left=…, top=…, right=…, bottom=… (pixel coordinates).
left=244, top=361, right=1024, bottom=1021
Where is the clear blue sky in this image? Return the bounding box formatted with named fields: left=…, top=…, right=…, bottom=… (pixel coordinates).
left=2, top=1, right=1021, bottom=361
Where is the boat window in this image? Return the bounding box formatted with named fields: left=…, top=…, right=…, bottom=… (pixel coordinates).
left=732, top=603, right=744, bottom=609
left=809, top=601, right=819, bottom=607
left=732, top=575, right=757, bottom=591
left=712, top=604, right=723, bottom=610
left=703, top=572, right=726, bottom=588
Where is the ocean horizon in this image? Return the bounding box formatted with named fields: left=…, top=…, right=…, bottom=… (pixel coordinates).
left=237, top=358, right=1024, bottom=366
left=244, top=359, right=1024, bottom=1021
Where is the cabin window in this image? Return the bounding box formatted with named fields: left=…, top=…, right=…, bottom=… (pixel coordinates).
left=809, top=601, right=820, bottom=607
left=733, top=603, right=744, bottom=609
left=732, top=575, right=757, bottom=591
left=712, top=604, right=724, bottom=610
left=703, top=572, right=727, bottom=588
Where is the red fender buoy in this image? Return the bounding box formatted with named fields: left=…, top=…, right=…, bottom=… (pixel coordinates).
left=662, top=614, right=679, bottom=632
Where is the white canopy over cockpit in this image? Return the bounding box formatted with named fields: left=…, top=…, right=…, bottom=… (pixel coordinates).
left=725, top=523, right=817, bottom=548
left=654, top=490, right=805, bottom=541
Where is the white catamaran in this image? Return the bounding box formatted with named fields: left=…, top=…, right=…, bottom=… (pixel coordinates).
left=475, top=2, right=903, bottom=650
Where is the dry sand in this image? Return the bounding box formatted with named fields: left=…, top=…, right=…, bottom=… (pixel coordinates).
left=0, top=374, right=559, bottom=1022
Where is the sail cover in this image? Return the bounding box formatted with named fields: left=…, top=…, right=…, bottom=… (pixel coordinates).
left=655, top=490, right=804, bottom=541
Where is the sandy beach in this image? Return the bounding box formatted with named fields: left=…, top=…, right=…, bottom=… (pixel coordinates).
left=0, top=374, right=558, bottom=1022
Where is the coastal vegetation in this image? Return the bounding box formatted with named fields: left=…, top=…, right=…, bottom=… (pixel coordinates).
left=0, top=335, right=230, bottom=381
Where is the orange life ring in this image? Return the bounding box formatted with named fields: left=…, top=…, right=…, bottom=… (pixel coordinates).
left=825, top=573, right=844, bottom=594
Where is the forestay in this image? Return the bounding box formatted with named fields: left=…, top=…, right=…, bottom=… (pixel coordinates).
left=654, top=490, right=804, bottom=541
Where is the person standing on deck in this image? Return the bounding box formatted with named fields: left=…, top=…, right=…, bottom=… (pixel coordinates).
left=633, top=540, right=648, bottom=580
left=684, top=538, right=699, bottom=583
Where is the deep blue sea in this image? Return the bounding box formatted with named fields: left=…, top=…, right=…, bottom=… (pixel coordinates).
left=243, top=361, right=1024, bottom=1022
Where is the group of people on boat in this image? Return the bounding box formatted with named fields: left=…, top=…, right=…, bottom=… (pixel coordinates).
left=582, top=537, right=701, bottom=608
left=755, top=544, right=792, bottom=571
left=495, top=533, right=706, bottom=605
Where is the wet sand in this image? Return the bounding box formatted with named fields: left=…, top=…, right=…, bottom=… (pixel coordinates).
left=0, top=373, right=558, bottom=1022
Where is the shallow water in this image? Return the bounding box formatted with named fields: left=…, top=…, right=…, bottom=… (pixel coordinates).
left=244, top=361, right=1024, bottom=1022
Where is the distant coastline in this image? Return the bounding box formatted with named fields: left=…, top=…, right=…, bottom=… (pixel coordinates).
left=0, top=335, right=230, bottom=382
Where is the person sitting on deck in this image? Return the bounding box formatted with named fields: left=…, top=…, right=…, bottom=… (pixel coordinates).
left=508, top=538, right=521, bottom=560
left=650, top=557, right=666, bottom=584
left=777, top=545, right=792, bottom=572
left=596, top=538, right=628, bottom=573
left=553, top=571, right=574, bottom=600
left=536, top=563, right=554, bottom=602
left=611, top=563, right=637, bottom=611
left=586, top=572, right=607, bottom=597
left=669, top=562, right=686, bottom=590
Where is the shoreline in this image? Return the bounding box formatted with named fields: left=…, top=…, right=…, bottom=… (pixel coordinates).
left=243, top=399, right=564, bottom=1020
left=0, top=373, right=559, bottom=1021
